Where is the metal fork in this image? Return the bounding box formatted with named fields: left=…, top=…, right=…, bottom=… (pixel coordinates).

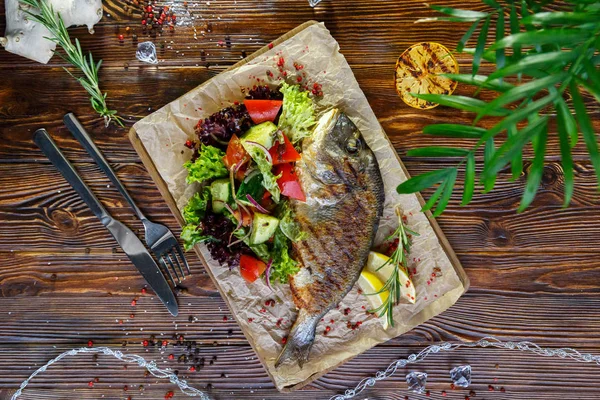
left=63, top=113, right=190, bottom=285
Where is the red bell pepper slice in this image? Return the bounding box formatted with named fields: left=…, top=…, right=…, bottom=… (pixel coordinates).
left=239, top=254, right=267, bottom=283
left=274, top=163, right=306, bottom=202
left=269, top=134, right=301, bottom=165
left=244, top=99, right=283, bottom=124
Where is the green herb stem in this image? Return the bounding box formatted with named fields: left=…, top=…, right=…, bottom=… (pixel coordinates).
left=19, top=0, right=123, bottom=127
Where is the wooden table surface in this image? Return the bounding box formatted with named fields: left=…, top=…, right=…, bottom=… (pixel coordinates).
left=2, top=0, right=600, bottom=399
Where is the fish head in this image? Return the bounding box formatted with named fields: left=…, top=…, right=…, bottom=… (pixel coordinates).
left=303, top=108, right=376, bottom=186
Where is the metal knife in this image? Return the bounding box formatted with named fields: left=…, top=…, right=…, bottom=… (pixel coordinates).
left=33, top=128, right=179, bottom=316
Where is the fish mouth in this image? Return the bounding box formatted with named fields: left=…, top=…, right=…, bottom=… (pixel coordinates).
left=308, top=108, right=341, bottom=148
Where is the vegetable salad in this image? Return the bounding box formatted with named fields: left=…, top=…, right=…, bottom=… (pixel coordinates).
left=181, top=83, right=316, bottom=285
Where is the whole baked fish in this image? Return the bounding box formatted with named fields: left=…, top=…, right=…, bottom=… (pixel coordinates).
left=275, top=108, right=385, bottom=368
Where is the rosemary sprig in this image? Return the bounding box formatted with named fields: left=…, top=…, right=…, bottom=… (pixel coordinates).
left=371, top=207, right=419, bottom=328
left=19, top=0, right=124, bottom=127
left=399, top=0, right=600, bottom=214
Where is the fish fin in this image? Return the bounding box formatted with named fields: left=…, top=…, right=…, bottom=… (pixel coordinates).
left=275, top=309, right=321, bottom=369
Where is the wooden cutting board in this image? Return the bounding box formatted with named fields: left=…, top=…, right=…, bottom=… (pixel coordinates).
left=129, top=20, right=469, bottom=391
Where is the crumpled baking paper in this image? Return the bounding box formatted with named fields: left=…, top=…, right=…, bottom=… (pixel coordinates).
left=133, top=22, right=468, bottom=391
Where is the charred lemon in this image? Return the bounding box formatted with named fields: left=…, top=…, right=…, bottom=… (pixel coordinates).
left=395, top=42, right=459, bottom=110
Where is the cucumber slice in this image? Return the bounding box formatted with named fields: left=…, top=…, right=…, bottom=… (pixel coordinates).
left=250, top=212, right=280, bottom=245
left=241, top=121, right=277, bottom=150
left=210, top=178, right=231, bottom=213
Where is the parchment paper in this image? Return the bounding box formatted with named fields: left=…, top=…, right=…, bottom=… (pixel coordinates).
left=133, top=22, right=468, bottom=391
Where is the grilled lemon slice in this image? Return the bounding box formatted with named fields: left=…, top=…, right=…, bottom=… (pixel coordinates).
left=395, top=42, right=459, bottom=109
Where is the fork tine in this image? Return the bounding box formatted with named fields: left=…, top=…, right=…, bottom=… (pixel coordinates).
left=170, top=248, right=187, bottom=279
left=175, top=244, right=191, bottom=275
left=158, top=256, right=177, bottom=286
left=164, top=253, right=181, bottom=283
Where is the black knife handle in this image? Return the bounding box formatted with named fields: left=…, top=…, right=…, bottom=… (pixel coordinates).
left=63, top=113, right=147, bottom=221
left=33, top=128, right=111, bottom=225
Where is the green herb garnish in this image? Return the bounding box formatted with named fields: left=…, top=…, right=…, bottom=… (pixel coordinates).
left=20, top=0, right=124, bottom=127
left=399, top=0, right=600, bottom=214
left=371, top=207, right=419, bottom=328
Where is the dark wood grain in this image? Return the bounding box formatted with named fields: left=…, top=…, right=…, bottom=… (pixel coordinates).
left=2, top=0, right=600, bottom=398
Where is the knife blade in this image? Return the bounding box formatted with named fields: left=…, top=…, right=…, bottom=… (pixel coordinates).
left=33, top=128, right=179, bottom=316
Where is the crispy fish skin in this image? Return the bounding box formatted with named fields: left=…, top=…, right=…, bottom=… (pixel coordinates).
left=275, top=109, right=385, bottom=368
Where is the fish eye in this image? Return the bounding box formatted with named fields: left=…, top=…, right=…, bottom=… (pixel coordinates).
left=346, top=137, right=361, bottom=154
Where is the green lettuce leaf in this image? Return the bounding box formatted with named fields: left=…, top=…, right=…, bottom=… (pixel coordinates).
left=181, top=187, right=212, bottom=251
left=269, top=228, right=299, bottom=284
left=181, top=224, right=212, bottom=251
left=278, top=82, right=316, bottom=144
left=182, top=188, right=211, bottom=225
left=184, top=145, right=228, bottom=184
left=246, top=146, right=282, bottom=203
left=277, top=201, right=305, bottom=242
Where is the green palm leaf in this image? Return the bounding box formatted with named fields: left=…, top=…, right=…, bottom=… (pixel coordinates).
left=518, top=125, right=547, bottom=212
left=462, top=152, right=476, bottom=205
left=397, top=169, right=454, bottom=194
left=407, top=147, right=470, bottom=157
left=423, top=124, right=486, bottom=138
left=571, top=82, right=600, bottom=188
left=433, top=169, right=458, bottom=217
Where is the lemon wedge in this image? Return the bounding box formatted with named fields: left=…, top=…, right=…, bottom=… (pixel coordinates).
left=357, top=270, right=389, bottom=329
left=365, top=251, right=416, bottom=305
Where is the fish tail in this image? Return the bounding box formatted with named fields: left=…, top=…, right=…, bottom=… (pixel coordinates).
left=275, top=309, right=321, bottom=369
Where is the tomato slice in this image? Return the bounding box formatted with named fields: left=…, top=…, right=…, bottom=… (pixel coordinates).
left=268, top=134, right=301, bottom=165
left=274, top=163, right=306, bottom=202
left=223, top=134, right=249, bottom=180
left=244, top=100, right=283, bottom=124
left=239, top=254, right=267, bottom=283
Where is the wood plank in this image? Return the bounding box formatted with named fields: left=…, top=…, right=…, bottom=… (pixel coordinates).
left=1, top=294, right=600, bottom=345
left=5, top=251, right=600, bottom=299
left=2, top=0, right=600, bottom=397
left=1, top=65, right=599, bottom=162
left=2, top=161, right=600, bottom=253
left=0, top=0, right=502, bottom=68
left=2, top=342, right=600, bottom=399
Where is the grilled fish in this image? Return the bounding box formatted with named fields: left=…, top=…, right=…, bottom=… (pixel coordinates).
left=275, top=108, right=385, bottom=368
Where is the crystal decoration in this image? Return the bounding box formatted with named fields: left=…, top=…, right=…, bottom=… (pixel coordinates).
left=450, top=365, right=472, bottom=388
left=406, top=371, right=427, bottom=393
left=136, top=41, right=158, bottom=64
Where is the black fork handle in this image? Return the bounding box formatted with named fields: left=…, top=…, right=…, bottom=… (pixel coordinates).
left=63, top=113, right=146, bottom=221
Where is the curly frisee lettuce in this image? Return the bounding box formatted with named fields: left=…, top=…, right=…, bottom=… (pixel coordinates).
left=278, top=82, right=316, bottom=144
left=184, top=145, right=228, bottom=184
left=181, top=188, right=212, bottom=251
